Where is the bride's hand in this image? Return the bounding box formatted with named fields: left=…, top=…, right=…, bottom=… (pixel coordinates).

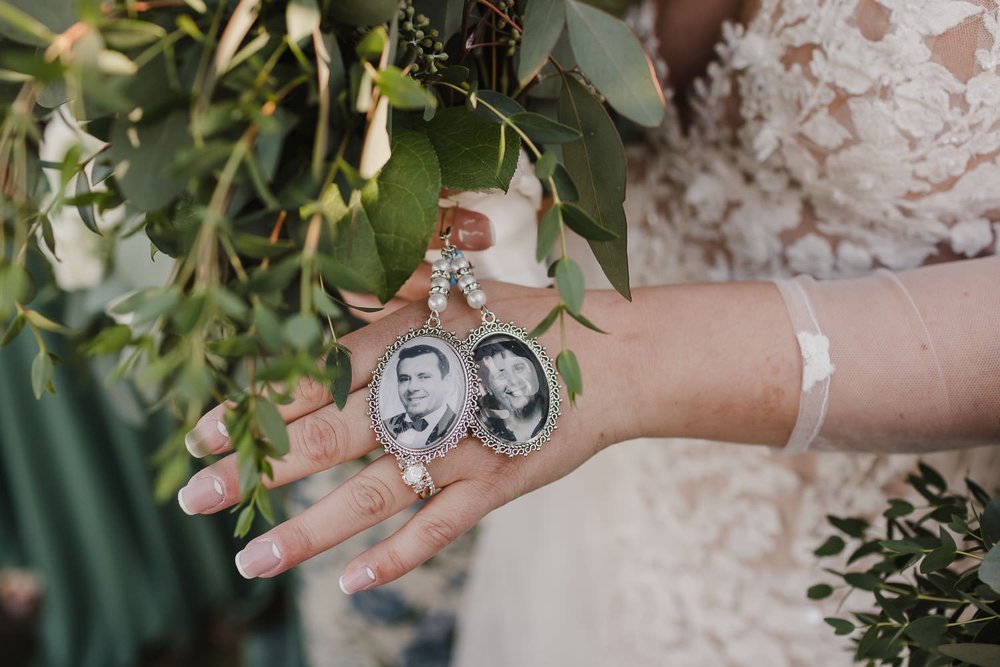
left=177, top=282, right=641, bottom=591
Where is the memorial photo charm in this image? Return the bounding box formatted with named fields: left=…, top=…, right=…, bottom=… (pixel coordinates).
left=465, top=321, right=561, bottom=457
left=368, top=326, right=478, bottom=464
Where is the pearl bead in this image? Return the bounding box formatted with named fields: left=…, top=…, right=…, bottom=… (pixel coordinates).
left=465, top=289, right=486, bottom=309
left=431, top=276, right=451, bottom=290
left=451, top=256, right=470, bottom=271
left=456, top=274, right=476, bottom=289
left=428, top=293, right=448, bottom=312
left=432, top=258, right=450, bottom=273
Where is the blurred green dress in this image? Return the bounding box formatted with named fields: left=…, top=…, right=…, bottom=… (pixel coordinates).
left=0, top=322, right=304, bottom=667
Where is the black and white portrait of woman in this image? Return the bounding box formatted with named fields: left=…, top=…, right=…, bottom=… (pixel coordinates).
left=473, top=335, right=549, bottom=444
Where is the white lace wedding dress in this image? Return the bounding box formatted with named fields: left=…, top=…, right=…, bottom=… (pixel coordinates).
left=453, top=1, right=1000, bottom=665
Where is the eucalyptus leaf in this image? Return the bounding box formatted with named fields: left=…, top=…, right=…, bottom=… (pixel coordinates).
left=31, top=349, right=53, bottom=399
left=980, top=542, right=1000, bottom=594
left=567, top=309, right=607, bottom=334
left=564, top=0, right=664, bottom=127
left=473, top=90, right=525, bottom=124
left=938, top=643, right=1000, bottom=667
left=904, top=616, right=947, bottom=649
left=555, top=258, right=585, bottom=315
left=843, top=572, right=880, bottom=591
left=510, top=112, right=581, bottom=144
left=558, top=74, right=630, bottom=298
left=518, top=0, right=566, bottom=86
left=881, top=539, right=926, bottom=555
left=362, top=130, right=440, bottom=301
left=110, top=110, right=191, bottom=211
left=557, top=349, right=582, bottom=398
left=424, top=107, right=520, bottom=191
left=0, top=262, right=31, bottom=318
left=317, top=203, right=386, bottom=296
left=529, top=305, right=562, bottom=339
left=828, top=515, right=869, bottom=538
left=536, top=204, right=561, bottom=262
left=824, top=618, right=855, bottom=636
left=327, top=344, right=352, bottom=410
left=0, top=314, right=26, bottom=347
left=562, top=202, right=618, bottom=241
left=884, top=499, right=915, bottom=519
left=814, top=535, right=846, bottom=557
left=855, top=624, right=880, bottom=660
left=283, top=312, right=321, bottom=350
left=535, top=150, right=558, bottom=181
left=551, top=163, right=579, bottom=201
left=253, top=303, right=284, bottom=353
left=807, top=584, right=833, bottom=600
left=256, top=398, right=290, bottom=456
left=376, top=66, right=436, bottom=109
left=982, top=498, right=1000, bottom=547
left=0, top=0, right=69, bottom=46
left=74, top=171, right=100, bottom=235
left=234, top=506, right=255, bottom=537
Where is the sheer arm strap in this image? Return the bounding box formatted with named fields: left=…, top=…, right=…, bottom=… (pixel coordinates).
left=774, top=256, right=1000, bottom=454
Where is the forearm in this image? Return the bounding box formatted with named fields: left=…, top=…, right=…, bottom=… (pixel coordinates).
left=601, top=256, right=1000, bottom=453
left=617, top=281, right=800, bottom=447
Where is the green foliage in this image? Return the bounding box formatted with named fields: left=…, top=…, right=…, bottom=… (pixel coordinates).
left=0, top=0, right=662, bottom=537
left=558, top=74, right=631, bottom=299
left=813, top=465, right=1000, bottom=665
left=424, top=107, right=519, bottom=191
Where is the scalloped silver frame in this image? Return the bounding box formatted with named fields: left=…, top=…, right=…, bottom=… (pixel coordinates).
left=465, top=321, right=561, bottom=457
left=368, top=326, right=478, bottom=464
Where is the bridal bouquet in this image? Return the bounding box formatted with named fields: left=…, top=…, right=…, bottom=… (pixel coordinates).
left=0, top=0, right=663, bottom=531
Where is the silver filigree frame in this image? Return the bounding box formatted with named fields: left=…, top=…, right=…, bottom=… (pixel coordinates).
left=368, top=326, right=478, bottom=464
left=465, top=321, right=561, bottom=457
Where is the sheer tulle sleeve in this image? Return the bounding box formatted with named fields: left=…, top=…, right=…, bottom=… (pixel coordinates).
left=775, top=256, right=1000, bottom=454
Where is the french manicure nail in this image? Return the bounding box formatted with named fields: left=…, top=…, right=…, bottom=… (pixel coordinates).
left=235, top=539, right=282, bottom=579
left=455, top=215, right=494, bottom=250
left=184, top=419, right=227, bottom=457
left=177, top=475, right=225, bottom=515
left=339, top=566, right=376, bottom=594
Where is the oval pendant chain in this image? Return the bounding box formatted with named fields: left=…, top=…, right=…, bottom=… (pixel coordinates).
left=434, top=227, right=561, bottom=457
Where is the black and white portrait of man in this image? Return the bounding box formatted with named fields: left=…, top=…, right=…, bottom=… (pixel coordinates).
left=474, top=335, right=548, bottom=444
left=380, top=340, right=461, bottom=450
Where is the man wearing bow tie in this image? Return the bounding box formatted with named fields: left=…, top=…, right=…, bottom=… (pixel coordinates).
left=384, top=343, right=457, bottom=449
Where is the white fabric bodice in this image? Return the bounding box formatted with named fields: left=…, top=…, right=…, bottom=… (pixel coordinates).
left=454, top=2, right=1000, bottom=665
left=628, top=0, right=1000, bottom=286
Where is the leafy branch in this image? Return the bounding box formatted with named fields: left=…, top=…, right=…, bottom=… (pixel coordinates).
left=0, top=0, right=663, bottom=534
left=812, top=464, right=1000, bottom=666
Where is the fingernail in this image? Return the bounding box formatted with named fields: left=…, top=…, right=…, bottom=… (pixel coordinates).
left=235, top=539, right=282, bottom=579
left=339, top=566, right=376, bottom=594
left=177, top=474, right=226, bottom=515
left=455, top=214, right=494, bottom=250
left=184, top=419, right=228, bottom=457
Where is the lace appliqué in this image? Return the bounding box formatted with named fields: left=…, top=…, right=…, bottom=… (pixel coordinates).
left=797, top=332, right=835, bottom=392
left=626, top=0, right=1000, bottom=285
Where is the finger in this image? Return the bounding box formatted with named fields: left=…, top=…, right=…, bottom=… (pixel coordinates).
left=429, top=206, right=493, bottom=251
left=230, top=445, right=501, bottom=579
left=337, top=479, right=497, bottom=593
left=340, top=291, right=411, bottom=323
left=177, top=391, right=377, bottom=515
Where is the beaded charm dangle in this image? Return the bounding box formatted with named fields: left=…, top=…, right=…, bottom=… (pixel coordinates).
left=439, top=239, right=561, bottom=457
left=367, top=230, right=478, bottom=496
